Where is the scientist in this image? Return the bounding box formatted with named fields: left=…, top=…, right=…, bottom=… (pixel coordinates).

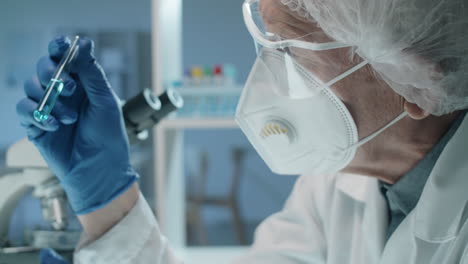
left=16, top=0, right=468, bottom=263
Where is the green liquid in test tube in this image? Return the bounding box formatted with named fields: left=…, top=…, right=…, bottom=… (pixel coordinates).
left=33, top=36, right=80, bottom=122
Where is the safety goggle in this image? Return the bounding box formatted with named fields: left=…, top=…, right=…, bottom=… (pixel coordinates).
left=242, top=0, right=351, bottom=53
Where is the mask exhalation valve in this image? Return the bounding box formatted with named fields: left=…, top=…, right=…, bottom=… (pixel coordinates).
left=260, top=119, right=297, bottom=146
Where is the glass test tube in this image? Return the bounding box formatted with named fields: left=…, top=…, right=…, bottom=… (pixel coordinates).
left=33, top=36, right=80, bottom=122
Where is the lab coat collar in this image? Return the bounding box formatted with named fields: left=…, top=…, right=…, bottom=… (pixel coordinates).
left=335, top=173, right=369, bottom=202
left=336, top=173, right=388, bottom=260
left=335, top=114, right=468, bottom=243
left=413, top=114, right=468, bottom=242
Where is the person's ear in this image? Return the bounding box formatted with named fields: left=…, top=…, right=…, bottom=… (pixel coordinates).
left=403, top=100, right=430, bottom=120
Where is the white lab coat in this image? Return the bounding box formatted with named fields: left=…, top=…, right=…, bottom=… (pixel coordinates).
left=74, top=115, right=468, bottom=264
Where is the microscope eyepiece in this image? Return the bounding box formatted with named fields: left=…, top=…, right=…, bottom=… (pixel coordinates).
left=123, top=88, right=184, bottom=143
left=152, top=88, right=184, bottom=123
left=123, top=88, right=162, bottom=126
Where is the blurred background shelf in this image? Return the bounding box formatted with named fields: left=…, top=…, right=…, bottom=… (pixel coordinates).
left=173, top=86, right=242, bottom=119
left=177, top=86, right=242, bottom=95
left=161, top=118, right=238, bottom=129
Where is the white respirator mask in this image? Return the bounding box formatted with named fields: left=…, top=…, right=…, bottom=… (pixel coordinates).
left=236, top=0, right=407, bottom=175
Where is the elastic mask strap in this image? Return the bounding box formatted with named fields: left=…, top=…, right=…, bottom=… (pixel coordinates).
left=347, top=112, right=408, bottom=150
left=325, top=60, right=368, bottom=87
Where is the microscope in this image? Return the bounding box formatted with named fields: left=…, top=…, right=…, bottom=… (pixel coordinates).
left=0, top=88, right=183, bottom=259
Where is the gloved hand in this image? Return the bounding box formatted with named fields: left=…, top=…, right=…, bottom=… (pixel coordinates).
left=39, top=248, right=69, bottom=264
left=16, top=36, right=138, bottom=214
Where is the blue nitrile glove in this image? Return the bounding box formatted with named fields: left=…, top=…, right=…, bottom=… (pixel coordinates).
left=16, top=36, right=138, bottom=214
left=39, top=248, right=70, bottom=264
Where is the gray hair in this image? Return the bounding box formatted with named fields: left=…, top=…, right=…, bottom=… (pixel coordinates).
left=282, top=0, right=468, bottom=115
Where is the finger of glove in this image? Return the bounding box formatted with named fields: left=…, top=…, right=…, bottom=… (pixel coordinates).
left=16, top=97, right=60, bottom=132
left=24, top=77, right=78, bottom=124
left=39, top=248, right=70, bottom=264
left=48, top=36, right=71, bottom=62
left=69, top=37, right=115, bottom=108
left=23, top=124, right=46, bottom=140
left=36, top=55, right=77, bottom=97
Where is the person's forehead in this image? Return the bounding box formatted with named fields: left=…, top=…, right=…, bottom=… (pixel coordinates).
left=258, top=0, right=334, bottom=43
